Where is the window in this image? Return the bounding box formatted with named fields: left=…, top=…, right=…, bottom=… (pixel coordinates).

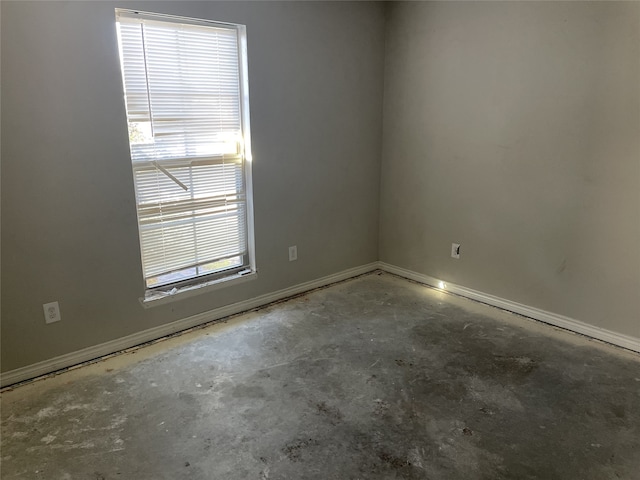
left=115, top=9, right=255, bottom=297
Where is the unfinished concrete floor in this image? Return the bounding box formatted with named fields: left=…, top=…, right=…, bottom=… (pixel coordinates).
left=2, top=273, right=640, bottom=479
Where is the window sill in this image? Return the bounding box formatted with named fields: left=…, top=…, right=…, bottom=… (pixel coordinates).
left=140, top=270, right=257, bottom=308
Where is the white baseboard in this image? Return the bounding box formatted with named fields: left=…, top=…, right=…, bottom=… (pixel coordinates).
left=379, top=262, right=640, bottom=354
left=4, top=261, right=637, bottom=388
left=0, top=263, right=379, bottom=388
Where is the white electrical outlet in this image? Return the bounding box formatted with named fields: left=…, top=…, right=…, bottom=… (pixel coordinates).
left=451, top=243, right=461, bottom=259
left=289, top=245, right=298, bottom=261
left=43, top=301, right=61, bottom=324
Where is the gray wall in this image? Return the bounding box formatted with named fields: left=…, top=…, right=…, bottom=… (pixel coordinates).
left=1, top=1, right=385, bottom=372
left=3, top=0, right=639, bottom=375
left=380, top=1, right=640, bottom=338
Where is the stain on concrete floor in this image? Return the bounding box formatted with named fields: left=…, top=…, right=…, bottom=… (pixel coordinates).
left=1, top=273, right=639, bottom=479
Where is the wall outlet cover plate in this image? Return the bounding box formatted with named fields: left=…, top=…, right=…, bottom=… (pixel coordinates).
left=43, top=301, right=61, bottom=324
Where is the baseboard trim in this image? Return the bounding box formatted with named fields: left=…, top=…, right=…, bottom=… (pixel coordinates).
left=5, top=261, right=636, bottom=388
left=1, top=262, right=379, bottom=388
left=379, top=262, right=640, bottom=354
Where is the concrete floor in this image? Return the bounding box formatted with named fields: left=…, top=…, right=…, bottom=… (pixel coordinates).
left=2, top=272, right=639, bottom=479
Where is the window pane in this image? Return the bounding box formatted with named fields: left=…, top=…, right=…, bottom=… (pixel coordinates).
left=116, top=10, right=252, bottom=289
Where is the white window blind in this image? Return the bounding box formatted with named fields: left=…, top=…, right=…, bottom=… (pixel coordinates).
left=116, top=10, right=252, bottom=289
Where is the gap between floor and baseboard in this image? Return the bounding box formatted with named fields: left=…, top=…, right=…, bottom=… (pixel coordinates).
left=0, top=263, right=379, bottom=389
left=379, top=262, right=640, bottom=355
left=2, top=261, right=638, bottom=389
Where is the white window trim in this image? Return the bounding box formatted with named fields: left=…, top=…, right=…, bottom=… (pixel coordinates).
left=237, top=18, right=257, bottom=281
left=140, top=269, right=257, bottom=308
left=116, top=9, right=257, bottom=302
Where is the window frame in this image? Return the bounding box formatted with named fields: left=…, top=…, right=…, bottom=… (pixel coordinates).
left=115, top=9, right=257, bottom=306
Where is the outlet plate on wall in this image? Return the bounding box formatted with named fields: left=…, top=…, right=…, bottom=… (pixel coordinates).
left=43, top=301, right=61, bottom=324
left=289, top=245, right=298, bottom=261
left=451, top=243, right=460, bottom=259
